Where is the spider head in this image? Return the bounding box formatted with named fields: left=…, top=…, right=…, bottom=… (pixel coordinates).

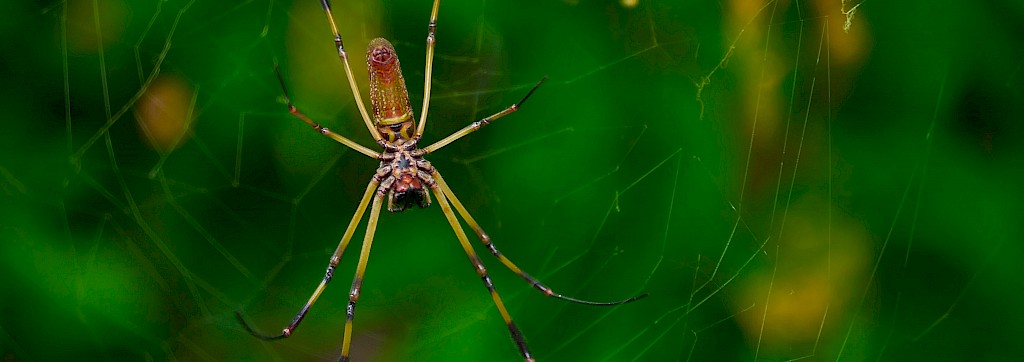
left=388, top=174, right=430, bottom=212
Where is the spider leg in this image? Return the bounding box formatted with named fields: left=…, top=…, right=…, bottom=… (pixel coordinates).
left=421, top=77, right=546, bottom=154
left=432, top=171, right=648, bottom=306
left=236, top=177, right=381, bottom=340
left=340, top=188, right=386, bottom=362
left=429, top=182, right=535, bottom=362
left=273, top=65, right=380, bottom=159
left=319, top=0, right=386, bottom=147
left=414, top=0, right=441, bottom=140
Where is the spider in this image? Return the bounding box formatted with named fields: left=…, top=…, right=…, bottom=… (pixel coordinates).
left=237, top=1, right=647, bottom=360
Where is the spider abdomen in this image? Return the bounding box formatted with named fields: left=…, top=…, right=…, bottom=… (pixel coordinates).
left=367, top=38, right=414, bottom=142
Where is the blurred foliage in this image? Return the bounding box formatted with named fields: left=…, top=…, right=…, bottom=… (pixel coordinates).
left=2, top=0, right=1023, bottom=361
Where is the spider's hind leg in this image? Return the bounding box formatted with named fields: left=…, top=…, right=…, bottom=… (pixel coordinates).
left=431, top=170, right=648, bottom=306
left=429, top=182, right=535, bottom=362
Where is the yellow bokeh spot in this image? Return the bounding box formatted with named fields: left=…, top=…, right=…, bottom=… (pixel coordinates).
left=732, top=194, right=871, bottom=358
left=66, top=0, right=127, bottom=54
left=134, top=74, right=196, bottom=152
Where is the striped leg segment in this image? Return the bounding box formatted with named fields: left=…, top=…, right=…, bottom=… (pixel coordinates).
left=340, top=190, right=386, bottom=361
left=273, top=65, right=380, bottom=159
left=415, top=0, right=441, bottom=140
left=422, top=77, right=547, bottom=154
left=237, top=178, right=381, bottom=340
left=319, top=0, right=385, bottom=147
left=432, top=171, right=648, bottom=306
left=430, top=185, right=535, bottom=362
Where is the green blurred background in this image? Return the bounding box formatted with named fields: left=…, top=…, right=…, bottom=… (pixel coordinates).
left=2, top=0, right=1023, bottom=360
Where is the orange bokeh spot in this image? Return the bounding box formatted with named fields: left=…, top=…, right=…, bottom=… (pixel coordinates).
left=133, top=74, right=195, bottom=152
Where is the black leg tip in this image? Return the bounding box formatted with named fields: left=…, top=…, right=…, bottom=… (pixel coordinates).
left=236, top=310, right=288, bottom=341
left=626, top=292, right=650, bottom=303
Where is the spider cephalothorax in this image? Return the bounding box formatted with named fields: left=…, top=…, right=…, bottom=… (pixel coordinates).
left=377, top=144, right=433, bottom=212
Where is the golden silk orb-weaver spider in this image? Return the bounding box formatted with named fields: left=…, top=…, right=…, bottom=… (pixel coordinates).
left=236, top=1, right=648, bottom=360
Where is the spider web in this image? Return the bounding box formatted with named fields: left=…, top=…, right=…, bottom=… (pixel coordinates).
left=3, top=0, right=1023, bottom=360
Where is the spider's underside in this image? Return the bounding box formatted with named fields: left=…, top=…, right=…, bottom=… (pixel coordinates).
left=236, top=1, right=647, bottom=361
